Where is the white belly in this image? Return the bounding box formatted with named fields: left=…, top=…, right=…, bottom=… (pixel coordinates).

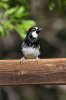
left=22, top=47, right=40, bottom=59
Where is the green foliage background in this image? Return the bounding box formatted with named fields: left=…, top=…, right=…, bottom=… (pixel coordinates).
left=0, top=0, right=36, bottom=39
left=0, top=0, right=66, bottom=39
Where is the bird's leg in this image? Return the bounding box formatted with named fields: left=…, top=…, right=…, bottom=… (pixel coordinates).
left=35, top=57, right=40, bottom=63
left=20, top=57, right=25, bottom=63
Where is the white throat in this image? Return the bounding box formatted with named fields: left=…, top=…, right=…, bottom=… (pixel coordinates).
left=31, top=31, right=38, bottom=38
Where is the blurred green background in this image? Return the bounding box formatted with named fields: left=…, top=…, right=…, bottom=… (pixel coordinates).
left=0, top=0, right=66, bottom=100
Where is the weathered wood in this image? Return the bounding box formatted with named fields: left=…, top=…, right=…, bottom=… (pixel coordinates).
left=0, top=58, right=66, bottom=85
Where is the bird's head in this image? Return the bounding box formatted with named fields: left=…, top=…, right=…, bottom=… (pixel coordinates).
left=27, top=26, right=42, bottom=39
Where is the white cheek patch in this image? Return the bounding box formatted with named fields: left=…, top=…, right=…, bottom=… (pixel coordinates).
left=31, top=31, right=38, bottom=38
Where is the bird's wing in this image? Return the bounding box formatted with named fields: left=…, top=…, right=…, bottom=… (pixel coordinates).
left=21, top=41, right=27, bottom=48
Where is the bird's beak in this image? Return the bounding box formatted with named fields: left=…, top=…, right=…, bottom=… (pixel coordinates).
left=36, top=28, right=42, bottom=33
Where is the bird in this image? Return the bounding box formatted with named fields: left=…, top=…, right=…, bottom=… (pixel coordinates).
left=21, top=26, right=41, bottom=60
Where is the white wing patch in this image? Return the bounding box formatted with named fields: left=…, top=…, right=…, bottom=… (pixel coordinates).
left=31, top=31, right=38, bottom=38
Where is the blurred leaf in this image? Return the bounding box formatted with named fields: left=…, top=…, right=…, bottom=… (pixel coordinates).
left=15, top=24, right=26, bottom=38
left=2, top=21, right=14, bottom=30
left=0, top=2, right=9, bottom=9
left=49, top=2, right=55, bottom=11
left=5, top=7, right=17, bottom=16
left=21, top=20, right=36, bottom=31
left=3, top=3, right=9, bottom=9
left=2, top=0, right=8, bottom=2
left=14, top=6, right=25, bottom=18
left=64, top=0, right=66, bottom=6
left=57, top=0, right=62, bottom=13
left=0, top=26, right=6, bottom=37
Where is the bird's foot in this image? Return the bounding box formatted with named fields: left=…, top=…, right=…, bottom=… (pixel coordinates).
left=35, top=57, right=40, bottom=64
left=20, top=57, right=25, bottom=63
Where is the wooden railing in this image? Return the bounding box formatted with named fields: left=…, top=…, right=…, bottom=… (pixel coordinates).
left=0, top=58, right=66, bottom=85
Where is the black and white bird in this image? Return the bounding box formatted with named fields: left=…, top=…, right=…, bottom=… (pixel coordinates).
left=21, top=26, right=41, bottom=59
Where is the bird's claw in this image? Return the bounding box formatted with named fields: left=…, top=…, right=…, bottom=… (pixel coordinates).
left=20, top=57, right=25, bottom=63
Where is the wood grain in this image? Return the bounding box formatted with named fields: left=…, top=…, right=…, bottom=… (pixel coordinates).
left=0, top=58, right=66, bottom=85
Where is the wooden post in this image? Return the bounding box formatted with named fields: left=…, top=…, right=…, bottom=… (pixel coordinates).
left=0, top=58, right=66, bottom=85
